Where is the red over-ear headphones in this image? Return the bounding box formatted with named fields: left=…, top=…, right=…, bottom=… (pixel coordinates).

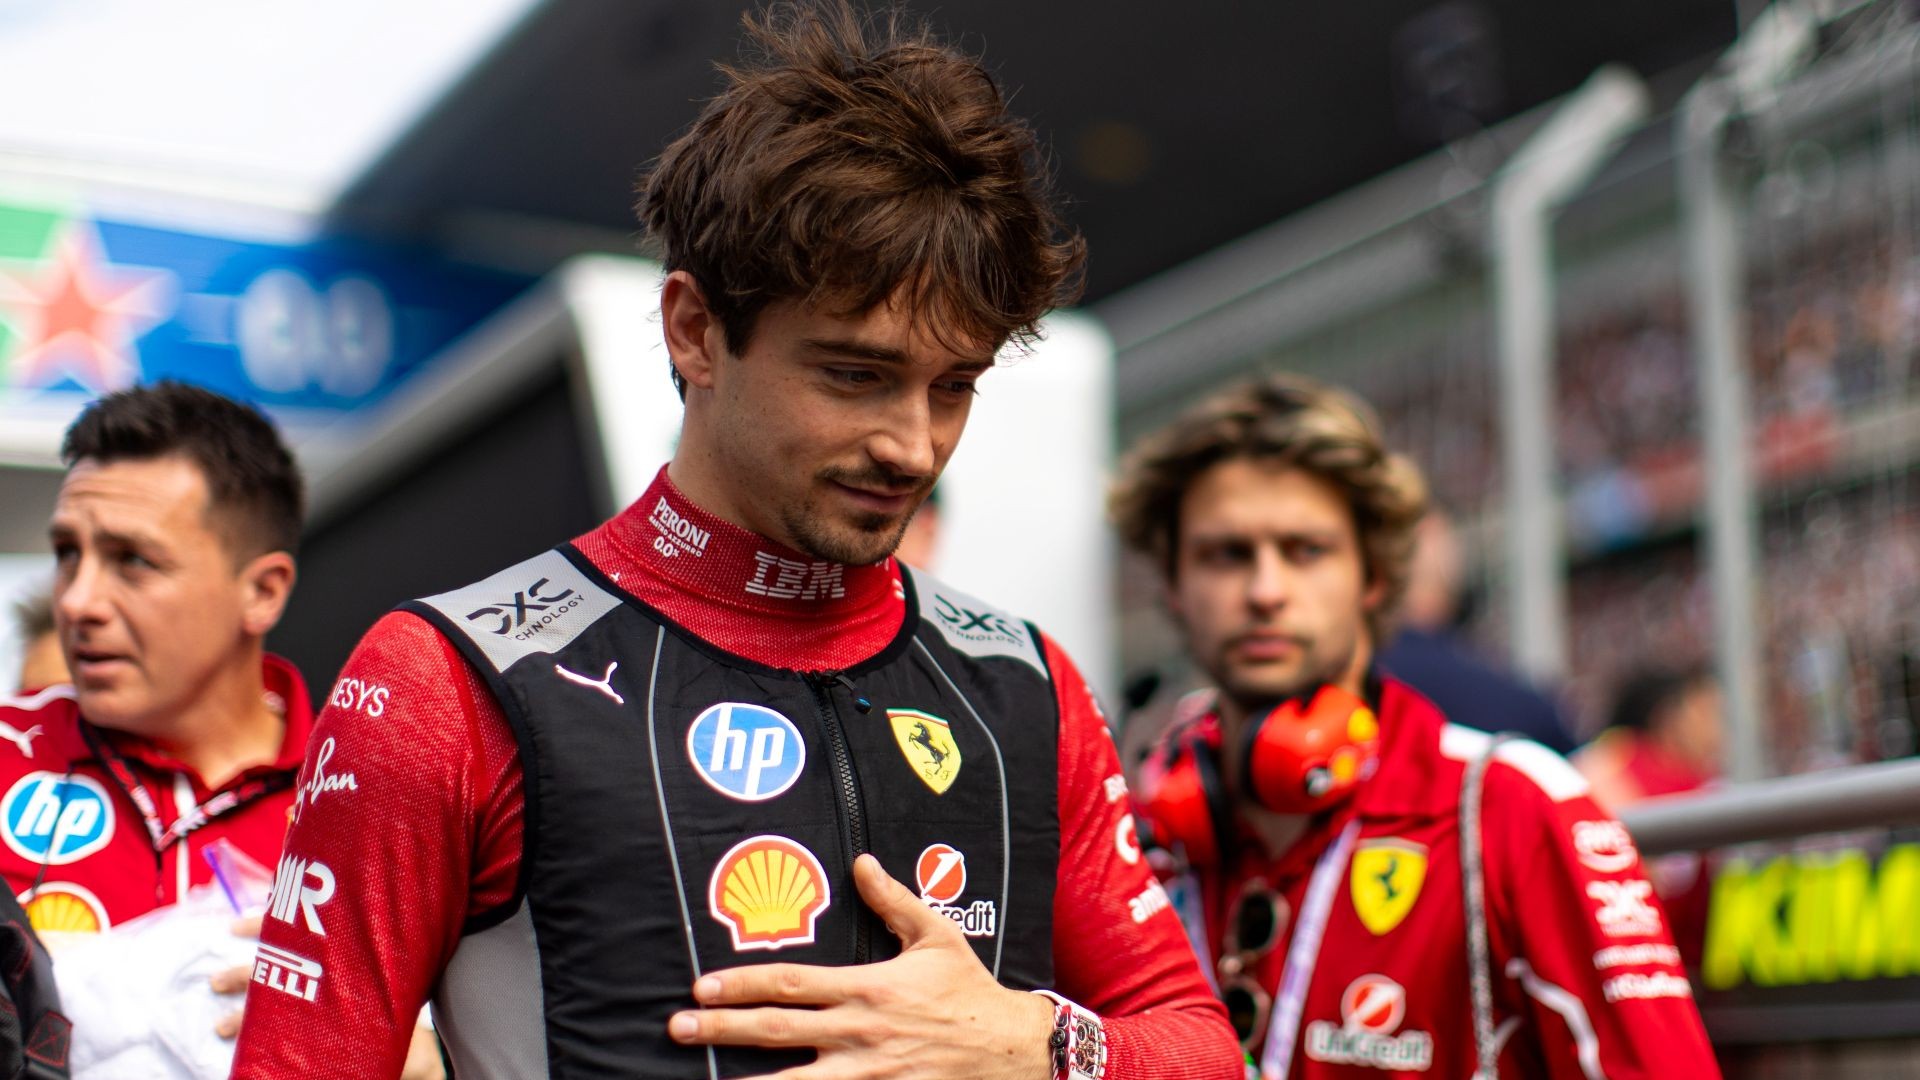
left=1138, top=684, right=1381, bottom=868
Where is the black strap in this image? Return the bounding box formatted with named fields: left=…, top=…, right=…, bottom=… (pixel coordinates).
left=78, top=723, right=291, bottom=863
left=0, top=886, right=68, bottom=1079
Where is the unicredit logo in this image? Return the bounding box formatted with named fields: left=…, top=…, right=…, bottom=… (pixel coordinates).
left=1341, top=976, right=1407, bottom=1033
left=916, top=844, right=967, bottom=903
left=1304, top=974, right=1433, bottom=1071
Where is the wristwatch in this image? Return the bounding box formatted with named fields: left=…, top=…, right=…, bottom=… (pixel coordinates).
left=1032, top=989, right=1107, bottom=1080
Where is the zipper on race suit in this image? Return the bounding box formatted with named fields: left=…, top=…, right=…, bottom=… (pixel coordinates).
left=805, top=671, right=872, bottom=964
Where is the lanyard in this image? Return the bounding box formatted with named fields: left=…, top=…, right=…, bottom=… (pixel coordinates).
left=79, top=722, right=291, bottom=859
left=1259, top=818, right=1361, bottom=1080
left=1168, top=870, right=1219, bottom=995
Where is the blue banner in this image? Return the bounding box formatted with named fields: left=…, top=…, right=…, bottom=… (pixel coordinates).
left=0, top=197, right=534, bottom=419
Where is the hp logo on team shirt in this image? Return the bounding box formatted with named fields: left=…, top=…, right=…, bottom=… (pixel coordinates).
left=1, top=773, right=114, bottom=865
left=687, top=703, right=805, bottom=802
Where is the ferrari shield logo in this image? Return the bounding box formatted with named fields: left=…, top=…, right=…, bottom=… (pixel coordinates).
left=1350, top=838, right=1428, bottom=936
left=887, top=709, right=962, bottom=794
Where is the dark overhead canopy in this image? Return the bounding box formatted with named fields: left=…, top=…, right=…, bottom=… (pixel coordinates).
left=334, top=0, right=1737, bottom=303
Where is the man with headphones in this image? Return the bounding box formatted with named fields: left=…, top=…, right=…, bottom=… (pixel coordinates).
left=1112, top=375, right=1719, bottom=1078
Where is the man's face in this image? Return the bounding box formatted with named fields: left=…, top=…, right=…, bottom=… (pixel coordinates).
left=696, top=293, right=994, bottom=565
left=49, top=456, right=260, bottom=737
left=1663, top=680, right=1724, bottom=777
left=1167, top=460, right=1382, bottom=715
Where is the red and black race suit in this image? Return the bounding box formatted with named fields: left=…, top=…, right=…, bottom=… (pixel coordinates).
left=233, top=468, right=1237, bottom=1080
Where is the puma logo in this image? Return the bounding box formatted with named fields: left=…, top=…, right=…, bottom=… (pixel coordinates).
left=554, top=661, right=624, bottom=706
left=0, top=720, right=42, bottom=759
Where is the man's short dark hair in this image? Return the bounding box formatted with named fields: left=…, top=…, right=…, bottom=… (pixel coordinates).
left=637, top=0, right=1086, bottom=392
left=1607, top=666, right=1713, bottom=735
left=60, top=381, right=305, bottom=559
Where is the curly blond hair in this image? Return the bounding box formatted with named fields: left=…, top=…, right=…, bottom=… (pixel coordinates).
left=1109, top=374, right=1429, bottom=644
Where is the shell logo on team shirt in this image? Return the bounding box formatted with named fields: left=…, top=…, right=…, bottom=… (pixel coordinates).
left=19, top=882, right=108, bottom=934
left=708, top=835, right=831, bottom=951
left=886, top=709, right=961, bottom=794
left=1350, top=837, right=1427, bottom=936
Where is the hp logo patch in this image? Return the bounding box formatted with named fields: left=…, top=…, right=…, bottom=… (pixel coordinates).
left=687, top=703, right=805, bottom=802
left=2, top=773, right=114, bottom=865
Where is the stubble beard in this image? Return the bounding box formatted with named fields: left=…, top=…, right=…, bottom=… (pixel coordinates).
left=780, top=464, right=931, bottom=566
left=781, top=490, right=919, bottom=566
left=1210, top=634, right=1356, bottom=720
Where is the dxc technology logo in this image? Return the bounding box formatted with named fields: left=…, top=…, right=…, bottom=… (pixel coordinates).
left=931, top=594, right=1023, bottom=647
left=687, top=703, right=806, bottom=802
left=464, top=576, right=580, bottom=639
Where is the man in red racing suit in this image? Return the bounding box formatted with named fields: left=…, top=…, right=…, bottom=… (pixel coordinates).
left=234, top=4, right=1237, bottom=1078
left=232, top=470, right=1235, bottom=1078
left=1112, top=375, right=1720, bottom=1078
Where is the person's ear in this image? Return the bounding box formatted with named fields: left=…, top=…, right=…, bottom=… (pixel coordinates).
left=661, top=270, right=726, bottom=392
left=1362, top=570, right=1389, bottom=615
left=238, top=551, right=297, bottom=638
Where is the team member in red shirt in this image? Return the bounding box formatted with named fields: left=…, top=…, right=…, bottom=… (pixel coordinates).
left=234, top=4, right=1237, bottom=1079
left=0, top=383, right=306, bottom=936
left=1115, top=375, right=1721, bottom=1078
left=1, top=383, right=446, bottom=1077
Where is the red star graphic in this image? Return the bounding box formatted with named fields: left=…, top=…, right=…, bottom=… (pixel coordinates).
left=0, top=221, right=175, bottom=394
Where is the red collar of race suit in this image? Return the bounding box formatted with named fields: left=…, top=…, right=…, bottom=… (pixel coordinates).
left=570, top=466, right=908, bottom=671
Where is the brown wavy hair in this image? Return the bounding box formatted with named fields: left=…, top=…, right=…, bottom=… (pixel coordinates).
left=1109, top=374, right=1429, bottom=644
left=637, top=1, right=1085, bottom=378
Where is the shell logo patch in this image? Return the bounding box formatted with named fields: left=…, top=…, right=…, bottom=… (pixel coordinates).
left=708, top=835, right=830, bottom=951
left=20, top=881, right=108, bottom=934
left=886, top=709, right=961, bottom=794
left=1350, top=837, right=1428, bottom=936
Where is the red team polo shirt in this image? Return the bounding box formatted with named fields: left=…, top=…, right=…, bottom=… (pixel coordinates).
left=0, top=656, right=311, bottom=935
left=1183, top=680, right=1721, bottom=1078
